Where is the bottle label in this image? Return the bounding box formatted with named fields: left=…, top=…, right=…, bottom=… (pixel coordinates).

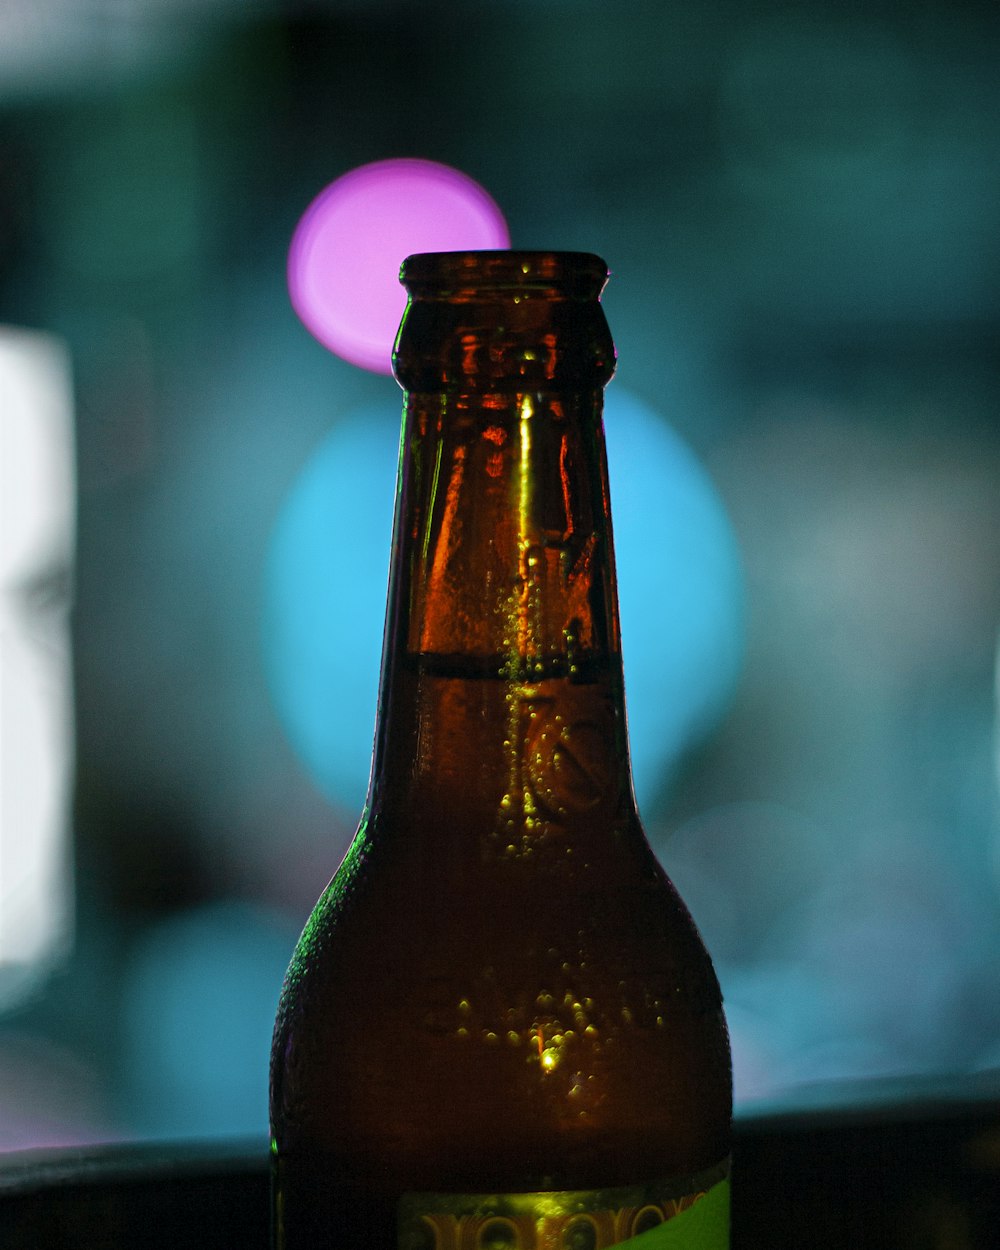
left=398, top=1160, right=729, bottom=1249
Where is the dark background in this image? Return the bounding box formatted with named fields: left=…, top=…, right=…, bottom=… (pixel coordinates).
left=1, top=0, right=999, bottom=1150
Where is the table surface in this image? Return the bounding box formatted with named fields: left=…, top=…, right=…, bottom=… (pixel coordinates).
left=2, top=1088, right=998, bottom=1249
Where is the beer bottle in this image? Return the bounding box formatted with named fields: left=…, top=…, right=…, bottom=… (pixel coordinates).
left=270, top=251, right=732, bottom=1249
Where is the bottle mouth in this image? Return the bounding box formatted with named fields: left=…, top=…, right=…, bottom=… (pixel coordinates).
left=399, top=251, right=609, bottom=299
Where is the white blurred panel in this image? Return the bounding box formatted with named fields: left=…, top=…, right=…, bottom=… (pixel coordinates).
left=0, top=326, right=75, bottom=1005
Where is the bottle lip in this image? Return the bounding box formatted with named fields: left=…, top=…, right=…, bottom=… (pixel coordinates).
left=399, top=250, right=609, bottom=296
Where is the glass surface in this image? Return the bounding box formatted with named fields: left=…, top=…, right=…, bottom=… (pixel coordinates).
left=269, top=253, right=730, bottom=1246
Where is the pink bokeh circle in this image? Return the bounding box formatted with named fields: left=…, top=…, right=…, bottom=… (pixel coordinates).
left=287, top=158, right=510, bottom=374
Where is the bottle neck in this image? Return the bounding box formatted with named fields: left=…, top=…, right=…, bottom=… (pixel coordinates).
left=368, top=385, right=637, bottom=846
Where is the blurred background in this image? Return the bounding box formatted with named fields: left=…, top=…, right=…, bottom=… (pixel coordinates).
left=1, top=0, right=999, bottom=1151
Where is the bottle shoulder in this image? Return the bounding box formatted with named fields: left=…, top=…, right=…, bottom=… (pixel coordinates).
left=272, top=811, right=730, bottom=1183
left=281, top=807, right=722, bottom=1019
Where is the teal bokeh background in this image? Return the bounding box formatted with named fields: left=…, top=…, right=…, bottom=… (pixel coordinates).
left=1, top=0, right=998, bottom=1146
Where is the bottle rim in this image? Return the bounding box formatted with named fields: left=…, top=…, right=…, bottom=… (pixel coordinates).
left=399, top=250, right=609, bottom=297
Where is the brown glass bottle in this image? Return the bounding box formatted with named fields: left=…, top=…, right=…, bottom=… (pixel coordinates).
left=270, top=252, right=731, bottom=1249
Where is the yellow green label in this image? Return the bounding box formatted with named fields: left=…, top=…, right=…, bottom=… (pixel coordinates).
left=399, top=1162, right=729, bottom=1249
